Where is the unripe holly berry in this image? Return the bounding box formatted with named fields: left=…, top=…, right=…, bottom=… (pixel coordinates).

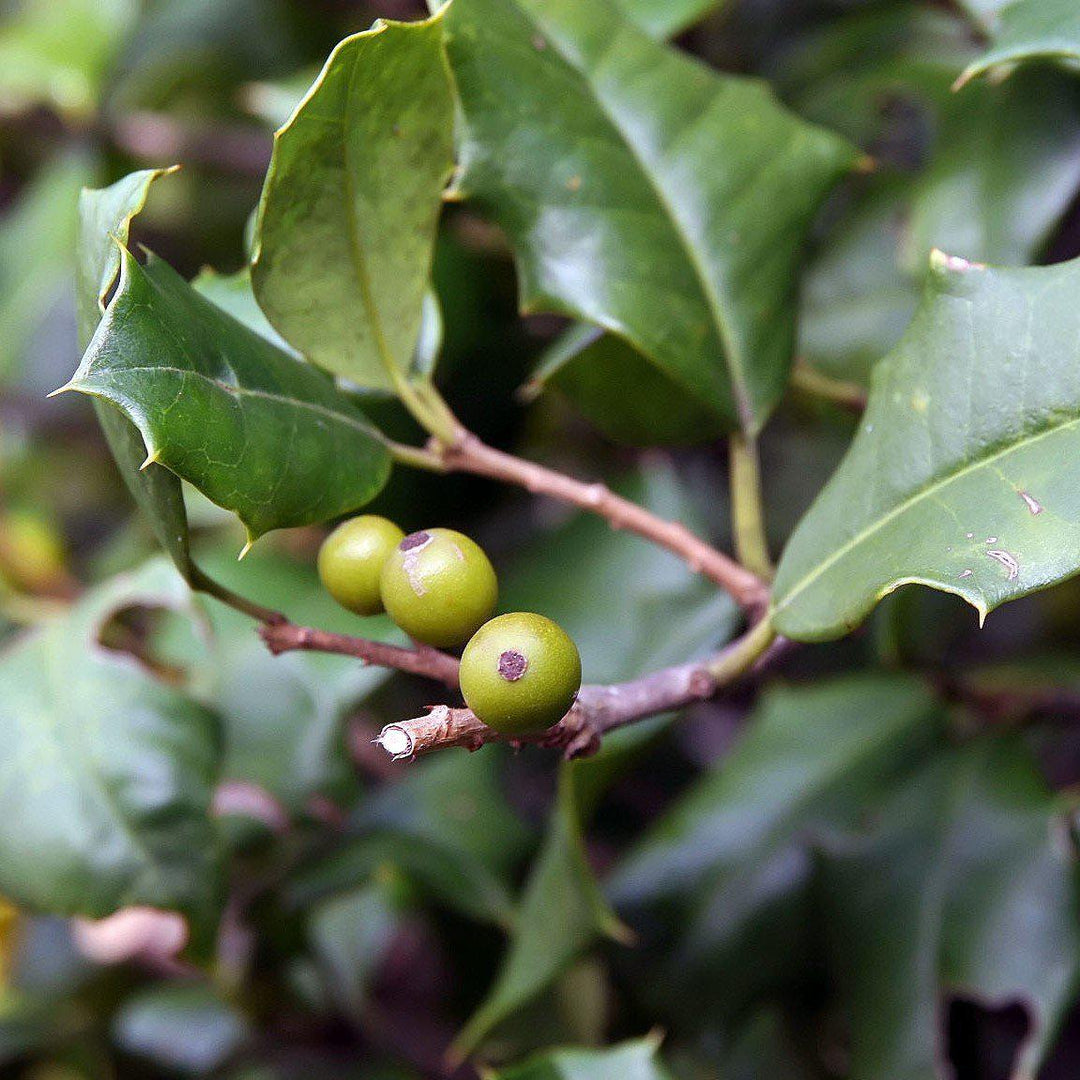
left=459, top=612, right=582, bottom=735
left=380, top=528, right=498, bottom=647
left=318, top=515, right=404, bottom=616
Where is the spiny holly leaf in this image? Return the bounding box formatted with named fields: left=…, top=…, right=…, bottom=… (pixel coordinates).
left=434, top=0, right=858, bottom=435
left=959, top=0, right=1080, bottom=86
left=773, top=253, right=1080, bottom=643
left=0, top=562, right=223, bottom=944
left=64, top=249, right=392, bottom=546
left=490, top=1037, right=672, bottom=1080
left=790, top=7, right=1080, bottom=386
left=822, top=738, right=1080, bottom=1080
left=77, top=168, right=227, bottom=595
left=252, top=11, right=454, bottom=392
left=453, top=770, right=631, bottom=1059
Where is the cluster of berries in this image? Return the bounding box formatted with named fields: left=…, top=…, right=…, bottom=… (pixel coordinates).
left=318, top=516, right=582, bottom=734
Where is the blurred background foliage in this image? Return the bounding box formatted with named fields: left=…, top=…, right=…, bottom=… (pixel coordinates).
left=1, top=0, right=1080, bottom=1078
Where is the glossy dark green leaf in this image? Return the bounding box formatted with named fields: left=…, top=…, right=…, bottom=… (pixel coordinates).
left=960, top=0, right=1080, bottom=85
left=252, top=12, right=454, bottom=392
left=76, top=168, right=217, bottom=591
left=289, top=750, right=532, bottom=927
left=821, top=738, right=1080, bottom=1079
left=530, top=325, right=727, bottom=446
left=491, top=1037, right=672, bottom=1080
left=789, top=9, right=1080, bottom=385
left=435, top=0, right=857, bottom=435
left=0, top=563, right=223, bottom=936
left=774, top=254, right=1080, bottom=642
left=65, top=249, right=392, bottom=544
left=453, top=770, right=631, bottom=1058
left=609, top=676, right=941, bottom=1024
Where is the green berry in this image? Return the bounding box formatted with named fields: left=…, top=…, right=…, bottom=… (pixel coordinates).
left=459, top=612, right=582, bottom=735
left=318, top=515, right=404, bottom=616
left=380, top=528, right=498, bottom=647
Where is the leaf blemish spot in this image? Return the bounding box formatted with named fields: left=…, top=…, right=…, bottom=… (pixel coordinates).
left=986, top=536, right=998, bottom=544
left=959, top=569, right=973, bottom=578
left=1019, top=491, right=1044, bottom=515
left=986, top=549, right=1020, bottom=581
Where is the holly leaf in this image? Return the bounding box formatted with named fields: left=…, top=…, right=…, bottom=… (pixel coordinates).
left=252, top=11, right=454, bottom=392
left=789, top=9, right=1080, bottom=386
left=608, top=676, right=941, bottom=1026
left=434, top=0, right=857, bottom=435
left=490, top=1037, right=672, bottom=1080
left=288, top=750, right=532, bottom=928
left=453, top=770, right=632, bottom=1060
left=63, top=249, right=392, bottom=546
left=773, top=254, right=1080, bottom=642
left=76, top=168, right=243, bottom=601
left=0, top=563, right=223, bottom=942
left=191, top=266, right=298, bottom=355
left=821, top=737, right=1080, bottom=1080
left=529, top=325, right=727, bottom=446
left=959, top=0, right=1080, bottom=85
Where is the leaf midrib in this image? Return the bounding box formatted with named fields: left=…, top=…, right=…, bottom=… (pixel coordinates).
left=773, top=411, right=1080, bottom=617
left=75, top=363, right=384, bottom=444
left=511, top=0, right=753, bottom=426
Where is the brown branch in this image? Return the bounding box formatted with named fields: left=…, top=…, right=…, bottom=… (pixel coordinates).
left=435, top=431, right=768, bottom=612
left=259, top=621, right=460, bottom=687
left=374, top=620, right=778, bottom=761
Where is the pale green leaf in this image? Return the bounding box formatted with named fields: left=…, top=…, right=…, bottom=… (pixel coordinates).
left=0, top=563, right=223, bottom=935
left=0, top=0, right=136, bottom=119
left=773, top=254, right=1080, bottom=642
left=615, top=0, right=727, bottom=39
left=960, top=0, right=1080, bottom=85
left=491, top=1037, right=672, bottom=1080
left=252, top=12, right=454, bottom=392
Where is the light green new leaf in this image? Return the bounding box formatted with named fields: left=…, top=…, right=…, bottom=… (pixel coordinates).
left=191, top=266, right=298, bottom=355
left=0, top=0, right=137, bottom=119
left=492, top=1037, right=672, bottom=1080
left=773, top=253, right=1080, bottom=642
left=0, top=563, right=222, bottom=938
left=65, top=249, right=392, bottom=545
left=960, top=0, right=1080, bottom=85
left=435, top=0, right=858, bottom=435
left=822, top=738, right=1080, bottom=1080
left=0, top=153, right=86, bottom=385
left=615, top=0, right=727, bottom=38
left=252, top=12, right=454, bottom=392
left=453, top=770, right=631, bottom=1059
